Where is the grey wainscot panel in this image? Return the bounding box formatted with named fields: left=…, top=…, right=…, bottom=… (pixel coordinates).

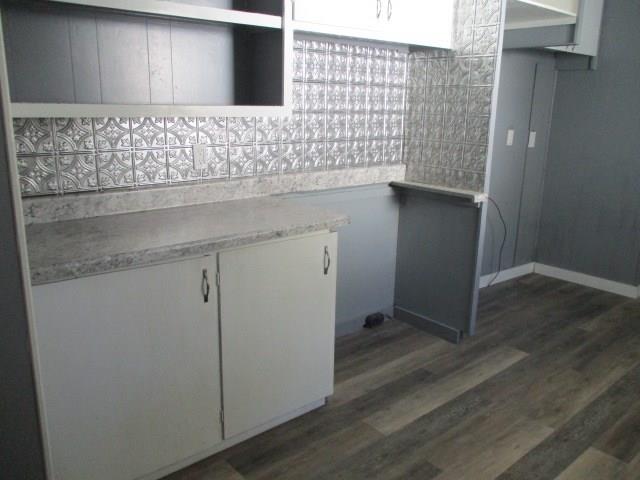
left=284, top=184, right=400, bottom=336
left=392, top=184, right=486, bottom=343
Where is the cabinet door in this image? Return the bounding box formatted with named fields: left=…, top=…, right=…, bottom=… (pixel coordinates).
left=294, top=0, right=379, bottom=31
left=32, top=257, right=222, bottom=480
left=387, top=0, right=454, bottom=48
left=219, top=233, right=337, bottom=438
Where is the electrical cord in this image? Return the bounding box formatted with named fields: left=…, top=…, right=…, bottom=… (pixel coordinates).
left=486, top=196, right=507, bottom=288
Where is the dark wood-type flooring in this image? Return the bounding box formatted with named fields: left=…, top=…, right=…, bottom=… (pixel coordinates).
left=165, top=274, right=640, bottom=480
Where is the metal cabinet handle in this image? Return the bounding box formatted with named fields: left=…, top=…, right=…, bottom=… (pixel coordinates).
left=376, top=0, right=382, bottom=18
left=323, top=246, right=331, bottom=275
left=202, top=268, right=211, bottom=303
left=387, top=0, right=392, bottom=20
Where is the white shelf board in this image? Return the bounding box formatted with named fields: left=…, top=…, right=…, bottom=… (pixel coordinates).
left=47, top=0, right=283, bottom=29
left=11, top=103, right=292, bottom=118
left=505, top=0, right=578, bottom=30
left=546, top=0, right=604, bottom=56
left=293, top=21, right=452, bottom=49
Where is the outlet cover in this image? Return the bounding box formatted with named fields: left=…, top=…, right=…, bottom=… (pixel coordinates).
left=193, top=144, right=207, bottom=170
left=506, top=129, right=515, bottom=146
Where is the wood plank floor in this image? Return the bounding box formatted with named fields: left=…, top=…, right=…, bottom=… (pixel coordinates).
left=164, top=274, right=640, bottom=480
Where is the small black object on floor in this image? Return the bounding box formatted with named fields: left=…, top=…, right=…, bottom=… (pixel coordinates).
left=363, top=312, right=385, bottom=329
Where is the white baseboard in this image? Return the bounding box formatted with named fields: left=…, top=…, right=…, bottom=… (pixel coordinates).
left=480, top=263, right=535, bottom=288
left=533, top=263, right=639, bottom=299
left=481, top=262, right=640, bottom=299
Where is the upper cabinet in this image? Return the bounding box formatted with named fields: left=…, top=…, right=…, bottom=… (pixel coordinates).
left=389, top=1, right=455, bottom=48
left=293, top=0, right=379, bottom=31
left=1, top=0, right=293, bottom=117
left=504, top=0, right=604, bottom=58
left=293, top=0, right=455, bottom=49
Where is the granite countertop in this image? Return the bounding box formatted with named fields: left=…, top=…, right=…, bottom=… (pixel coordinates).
left=389, top=181, right=488, bottom=204
left=26, top=197, right=350, bottom=285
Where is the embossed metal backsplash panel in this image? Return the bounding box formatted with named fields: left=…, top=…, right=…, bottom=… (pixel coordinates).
left=404, top=0, right=503, bottom=192
left=15, top=38, right=407, bottom=196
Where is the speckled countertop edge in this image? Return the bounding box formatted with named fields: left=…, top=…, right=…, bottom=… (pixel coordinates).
left=27, top=197, right=350, bottom=285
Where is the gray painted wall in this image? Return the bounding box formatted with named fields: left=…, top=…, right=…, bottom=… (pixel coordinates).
left=483, top=49, right=556, bottom=275
left=537, top=0, right=640, bottom=286
left=284, top=184, right=399, bottom=336
left=0, top=96, right=46, bottom=478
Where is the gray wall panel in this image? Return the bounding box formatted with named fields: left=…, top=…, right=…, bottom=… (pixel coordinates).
left=69, top=13, right=101, bottom=103
left=482, top=50, right=556, bottom=275
left=147, top=20, right=174, bottom=105
left=5, top=5, right=75, bottom=103
left=96, top=14, right=151, bottom=104
left=0, top=80, right=47, bottom=478
left=514, top=61, right=555, bottom=266
left=283, top=184, right=400, bottom=336
left=170, top=21, right=234, bottom=105
left=537, top=0, right=640, bottom=285
left=483, top=51, right=538, bottom=274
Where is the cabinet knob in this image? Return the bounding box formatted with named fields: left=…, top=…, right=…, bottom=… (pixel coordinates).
left=202, top=269, right=211, bottom=303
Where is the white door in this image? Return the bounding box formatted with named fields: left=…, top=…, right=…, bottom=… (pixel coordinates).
left=32, top=257, right=222, bottom=480
left=293, top=0, right=380, bottom=31
left=218, top=233, right=337, bottom=438
left=387, top=0, right=454, bottom=48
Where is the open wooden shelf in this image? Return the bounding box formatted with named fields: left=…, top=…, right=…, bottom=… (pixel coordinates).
left=505, top=0, right=578, bottom=30
left=2, top=0, right=292, bottom=118
left=10, top=103, right=290, bottom=118
left=503, top=0, right=604, bottom=58
left=48, top=0, right=283, bottom=29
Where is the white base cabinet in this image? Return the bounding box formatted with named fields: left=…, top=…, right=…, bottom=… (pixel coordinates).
left=31, top=232, right=337, bottom=480
left=219, top=233, right=337, bottom=438
left=32, top=257, right=222, bottom=480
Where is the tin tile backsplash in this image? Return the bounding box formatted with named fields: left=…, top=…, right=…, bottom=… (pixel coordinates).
left=403, top=0, right=503, bottom=192
left=14, top=37, right=408, bottom=197
left=15, top=0, right=504, bottom=197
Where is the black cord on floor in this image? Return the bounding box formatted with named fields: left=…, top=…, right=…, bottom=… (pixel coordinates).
left=487, top=196, right=507, bottom=288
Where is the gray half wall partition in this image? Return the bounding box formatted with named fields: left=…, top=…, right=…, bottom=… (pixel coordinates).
left=282, top=184, right=400, bottom=337
left=392, top=182, right=485, bottom=343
